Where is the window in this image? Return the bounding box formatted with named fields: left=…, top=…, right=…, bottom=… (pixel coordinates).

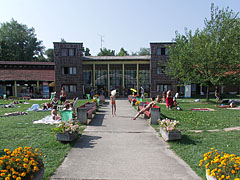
left=61, top=49, right=68, bottom=56
left=62, top=84, right=77, bottom=93
left=156, top=84, right=172, bottom=92
left=157, top=48, right=168, bottom=56
left=61, top=48, right=76, bottom=56
left=157, top=48, right=161, bottom=56
left=62, top=67, right=76, bottom=75
left=69, top=67, right=76, bottom=74
left=69, top=49, right=75, bottom=56
left=157, top=66, right=166, bottom=74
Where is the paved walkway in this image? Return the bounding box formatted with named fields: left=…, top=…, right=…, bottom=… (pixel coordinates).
left=51, top=99, right=201, bottom=180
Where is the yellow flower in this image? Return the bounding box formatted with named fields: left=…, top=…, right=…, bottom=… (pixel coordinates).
left=35, top=148, right=39, bottom=152
left=20, top=172, right=26, bottom=177
left=218, top=169, right=221, bottom=173
left=1, top=173, right=5, bottom=177
left=221, top=175, right=225, bottom=178
left=23, top=158, right=28, bottom=162
left=232, top=169, right=236, bottom=174
left=34, top=166, right=39, bottom=171
left=23, top=164, right=28, bottom=168
left=4, top=149, right=9, bottom=152
left=226, top=176, right=230, bottom=179
left=5, top=177, right=10, bottom=180
left=16, top=177, right=21, bottom=180
left=15, top=158, right=21, bottom=162
left=12, top=175, right=17, bottom=178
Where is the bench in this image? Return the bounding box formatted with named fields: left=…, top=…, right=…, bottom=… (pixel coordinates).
left=138, top=101, right=161, bottom=125
left=77, top=102, right=97, bottom=124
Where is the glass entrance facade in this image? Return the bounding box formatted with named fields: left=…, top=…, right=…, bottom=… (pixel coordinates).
left=82, top=62, right=150, bottom=97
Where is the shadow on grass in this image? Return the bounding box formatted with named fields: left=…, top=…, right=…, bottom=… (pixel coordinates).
left=160, top=114, right=174, bottom=120
left=73, top=135, right=102, bottom=149
left=170, top=135, right=201, bottom=145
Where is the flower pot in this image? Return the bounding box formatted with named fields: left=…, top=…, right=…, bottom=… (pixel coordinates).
left=32, top=167, right=44, bottom=180
left=160, top=127, right=181, bottom=141
left=56, top=132, right=78, bottom=142
left=206, top=170, right=217, bottom=180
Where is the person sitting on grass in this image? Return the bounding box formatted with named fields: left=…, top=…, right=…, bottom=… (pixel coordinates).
left=51, top=105, right=61, bottom=120
left=132, top=97, right=156, bottom=120
left=155, top=95, right=161, bottom=103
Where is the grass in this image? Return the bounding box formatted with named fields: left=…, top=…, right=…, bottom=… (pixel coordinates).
left=146, top=97, right=240, bottom=180
left=0, top=99, right=89, bottom=180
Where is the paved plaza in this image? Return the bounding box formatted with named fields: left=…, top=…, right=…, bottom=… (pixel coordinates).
left=51, top=99, right=201, bottom=180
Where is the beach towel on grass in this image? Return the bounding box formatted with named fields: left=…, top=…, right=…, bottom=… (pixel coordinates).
left=189, top=108, right=216, bottom=111
left=33, top=115, right=61, bottom=125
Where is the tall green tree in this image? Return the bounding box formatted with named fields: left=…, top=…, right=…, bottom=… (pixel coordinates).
left=84, top=47, right=91, bottom=56
left=131, top=48, right=150, bottom=56
left=166, top=4, right=240, bottom=100
left=97, top=48, right=115, bottom=56
left=117, top=47, right=129, bottom=56
left=0, top=19, right=45, bottom=61
left=45, top=48, right=54, bottom=62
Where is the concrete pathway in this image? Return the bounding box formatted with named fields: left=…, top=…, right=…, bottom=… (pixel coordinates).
left=51, top=99, right=201, bottom=180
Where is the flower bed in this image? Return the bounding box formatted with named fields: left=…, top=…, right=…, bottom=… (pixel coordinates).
left=199, top=148, right=240, bottom=180
left=53, top=120, right=81, bottom=142
left=0, top=147, right=44, bottom=180
left=159, top=119, right=181, bottom=141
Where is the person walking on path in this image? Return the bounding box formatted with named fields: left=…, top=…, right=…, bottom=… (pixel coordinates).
left=140, top=86, right=144, bottom=99
left=132, top=97, right=156, bottom=120
left=60, top=87, right=66, bottom=105
left=110, top=89, right=117, bottom=117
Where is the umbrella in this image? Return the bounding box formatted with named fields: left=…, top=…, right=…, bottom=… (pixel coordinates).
left=130, top=88, right=137, bottom=92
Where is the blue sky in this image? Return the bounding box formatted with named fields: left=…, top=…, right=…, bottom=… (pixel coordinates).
left=0, top=0, right=239, bottom=55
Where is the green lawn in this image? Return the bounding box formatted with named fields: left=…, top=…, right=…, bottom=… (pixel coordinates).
left=149, top=97, right=240, bottom=180
left=0, top=99, right=89, bottom=180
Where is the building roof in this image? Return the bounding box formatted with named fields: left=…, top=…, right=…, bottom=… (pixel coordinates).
left=0, top=69, right=55, bottom=81
left=0, top=61, right=54, bottom=65
left=82, top=56, right=150, bottom=61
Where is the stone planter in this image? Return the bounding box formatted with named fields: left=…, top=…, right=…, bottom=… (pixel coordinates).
left=77, top=107, right=88, bottom=124
left=32, top=167, right=44, bottom=180
left=159, top=127, right=181, bottom=141
left=56, top=132, right=78, bottom=142
left=206, top=170, right=217, bottom=180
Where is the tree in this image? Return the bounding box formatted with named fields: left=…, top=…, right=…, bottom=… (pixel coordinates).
left=131, top=48, right=150, bottom=56
left=84, top=47, right=91, bottom=56
left=0, top=19, right=45, bottom=61
left=166, top=4, right=240, bottom=100
left=117, top=47, right=129, bottom=56
left=97, top=48, right=115, bottom=56
left=45, top=48, right=54, bottom=62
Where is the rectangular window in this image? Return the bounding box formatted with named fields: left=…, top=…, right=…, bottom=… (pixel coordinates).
left=62, top=84, right=77, bottom=93
left=69, top=67, right=76, bottom=74
left=156, top=84, right=171, bottom=92
left=161, top=48, right=165, bottom=55
left=61, top=48, right=76, bottom=56
left=62, top=67, right=76, bottom=75
left=157, top=66, right=166, bottom=74
left=61, top=67, right=69, bottom=74
left=61, top=49, right=68, bottom=56
left=69, top=49, right=75, bottom=56
left=157, top=48, right=161, bottom=56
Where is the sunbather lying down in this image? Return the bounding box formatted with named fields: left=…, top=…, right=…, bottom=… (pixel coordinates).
left=216, top=102, right=236, bottom=108
left=4, top=112, right=28, bottom=116
left=132, top=97, right=156, bottom=120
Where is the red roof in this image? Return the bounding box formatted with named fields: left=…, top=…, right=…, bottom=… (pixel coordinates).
left=0, top=61, right=54, bottom=65
left=0, top=69, right=55, bottom=81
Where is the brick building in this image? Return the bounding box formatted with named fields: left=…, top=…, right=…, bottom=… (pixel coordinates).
left=53, top=42, right=179, bottom=99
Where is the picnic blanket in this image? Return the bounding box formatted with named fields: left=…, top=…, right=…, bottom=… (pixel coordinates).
left=33, top=115, right=61, bottom=125
left=27, top=104, right=40, bottom=111
left=189, top=108, right=216, bottom=111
